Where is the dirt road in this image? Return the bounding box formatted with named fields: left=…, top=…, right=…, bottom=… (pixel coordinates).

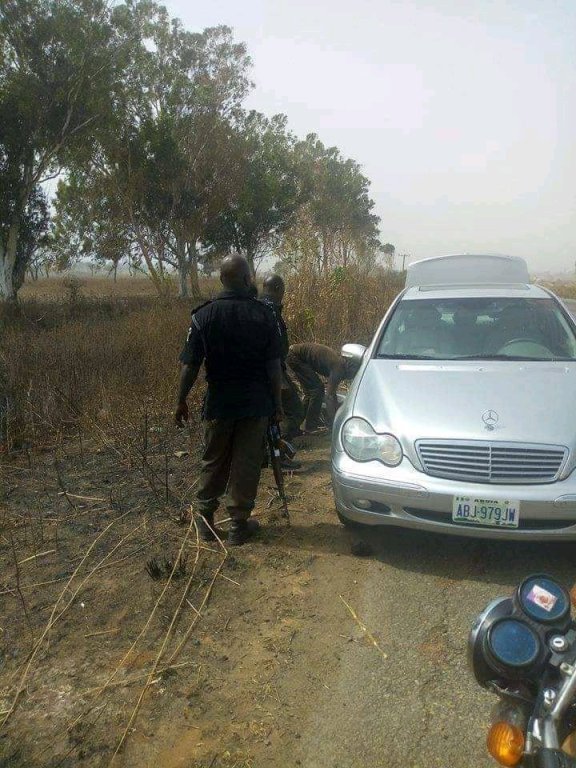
left=123, top=436, right=576, bottom=768
left=2, top=431, right=575, bottom=768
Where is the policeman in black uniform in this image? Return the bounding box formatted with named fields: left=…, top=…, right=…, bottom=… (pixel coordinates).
left=259, top=274, right=304, bottom=445
left=175, top=255, right=283, bottom=546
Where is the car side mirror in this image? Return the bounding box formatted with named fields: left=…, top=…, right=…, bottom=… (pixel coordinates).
left=341, top=343, right=367, bottom=366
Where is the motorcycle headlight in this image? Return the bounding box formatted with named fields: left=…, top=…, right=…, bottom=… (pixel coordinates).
left=342, top=418, right=403, bottom=466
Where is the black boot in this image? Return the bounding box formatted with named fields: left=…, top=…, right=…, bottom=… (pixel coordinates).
left=197, top=513, right=219, bottom=542
left=227, top=518, right=261, bottom=547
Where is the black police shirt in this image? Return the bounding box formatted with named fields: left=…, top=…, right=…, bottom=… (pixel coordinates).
left=179, top=290, right=282, bottom=420
left=260, top=296, right=289, bottom=363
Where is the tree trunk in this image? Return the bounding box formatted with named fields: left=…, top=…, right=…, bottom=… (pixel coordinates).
left=175, top=237, right=189, bottom=298
left=187, top=243, right=202, bottom=301
left=246, top=244, right=256, bottom=277
left=178, top=260, right=188, bottom=298
left=0, top=221, right=21, bottom=302
left=113, top=262, right=118, bottom=282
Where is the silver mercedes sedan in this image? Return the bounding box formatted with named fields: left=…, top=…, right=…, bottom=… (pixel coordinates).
left=332, top=255, right=576, bottom=540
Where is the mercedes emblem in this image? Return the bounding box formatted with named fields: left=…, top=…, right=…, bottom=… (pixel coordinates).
left=482, top=410, right=499, bottom=431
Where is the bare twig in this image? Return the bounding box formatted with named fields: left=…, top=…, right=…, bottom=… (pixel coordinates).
left=0, top=512, right=130, bottom=727
left=84, top=628, right=119, bottom=639
left=109, top=519, right=203, bottom=761
left=17, top=549, right=56, bottom=566
left=339, top=595, right=387, bottom=661
left=8, top=530, right=33, bottom=639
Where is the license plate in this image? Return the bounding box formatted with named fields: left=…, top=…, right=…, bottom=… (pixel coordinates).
left=452, top=496, right=520, bottom=528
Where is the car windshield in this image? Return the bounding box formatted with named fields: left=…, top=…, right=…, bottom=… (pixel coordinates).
left=376, top=297, right=576, bottom=361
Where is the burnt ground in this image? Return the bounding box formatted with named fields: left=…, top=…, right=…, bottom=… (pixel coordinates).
left=1, top=421, right=576, bottom=768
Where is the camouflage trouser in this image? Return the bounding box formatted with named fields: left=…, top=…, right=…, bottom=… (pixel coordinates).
left=286, top=356, right=324, bottom=432
left=281, top=370, right=304, bottom=438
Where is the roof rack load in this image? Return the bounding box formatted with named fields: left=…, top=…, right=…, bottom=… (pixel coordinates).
left=405, top=254, right=530, bottom=289
left=417, top=282, right=531, bottom=292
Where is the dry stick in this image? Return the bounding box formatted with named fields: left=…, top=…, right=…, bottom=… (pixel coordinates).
left=17, top=549, right=56, bottom=566
left=164, top=441, right=170, bottom=503
left=0, top=534, right=152, bottom=598
left=91, top=514, right=196, bottom=702
left=0, top=576, right=67, bottom=595
left=8, top=530, right=33, bottom=639
left=339, top=595, right=388, bottom=661
left=166, top=553, right=227, bottom=665
left=109, top=521, right=203, bottom=762
left=81, top=661, right=196, bottom=695
left=46, top=520, right=149, bottom=629
left=0, top=511, right=130, bottom=728
left=186, top=598, right=201, bottom=616
left=84, top=628, right=119, bottom=639
left=6, top=512, right=146, bottom=712
left=56, top=492, right=106, bottom=502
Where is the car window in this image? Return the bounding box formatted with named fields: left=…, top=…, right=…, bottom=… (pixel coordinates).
left=376, top=297, right=576, bottom=361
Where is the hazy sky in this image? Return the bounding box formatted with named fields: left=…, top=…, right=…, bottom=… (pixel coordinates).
left=167, top=0, right=575, bottom=272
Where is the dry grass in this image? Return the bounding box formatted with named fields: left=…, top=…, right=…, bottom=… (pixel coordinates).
left=3, top=299, right=193, bottom=447
left=284, top=266, right=403, bottom=348
left=5, top=270, right=575, bottom=448
left=18, top=275, right=165, bottom=301
left=538, top=279, right=576, bottom=300
left=3, top=268, right=403, bottom=448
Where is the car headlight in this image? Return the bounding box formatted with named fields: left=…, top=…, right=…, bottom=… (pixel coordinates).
left=341, top=418, right=403, bottom=466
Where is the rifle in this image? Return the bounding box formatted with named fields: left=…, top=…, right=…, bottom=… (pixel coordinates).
left=266, top=420, right=290, bottom=524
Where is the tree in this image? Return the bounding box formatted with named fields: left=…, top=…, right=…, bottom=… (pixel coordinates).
left=204, top=111, right=306, bottom=275
left=0, top=0, right=130, bottom=301
left=52, top=172, right=134, bottom=280
left=18, top=187, right=50, bottom=283
left=277, top=135, right=382, bottom=275
left=54, top=10, right=252, bottom=298
left=382, top=243, right=396, bottom=270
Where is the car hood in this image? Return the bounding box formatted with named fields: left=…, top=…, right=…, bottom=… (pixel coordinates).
left=353, top=360, right=576, bottom=447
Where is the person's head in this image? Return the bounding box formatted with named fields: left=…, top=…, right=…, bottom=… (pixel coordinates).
left=262, top=273, right=285, bottom=304
left=220, top=255, right=252, bottom=293
left=453, top=305, right=477, bottom=331
left=344, top=357, right=361, bottom=379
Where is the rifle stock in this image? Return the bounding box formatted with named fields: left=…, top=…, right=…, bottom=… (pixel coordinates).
left=267, top=421, right=290, bottom=523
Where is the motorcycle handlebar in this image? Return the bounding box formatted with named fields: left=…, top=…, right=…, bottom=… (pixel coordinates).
left=535, top=750, right=576, bottom=768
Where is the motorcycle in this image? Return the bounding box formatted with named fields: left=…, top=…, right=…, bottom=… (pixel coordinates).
left=469, top=575, right=576, bottom=767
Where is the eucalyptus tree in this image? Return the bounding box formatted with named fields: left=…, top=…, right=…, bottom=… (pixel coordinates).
left=55, top=3, right=253, bottom=298
left=204, top=111, right=307, bottom=275
left=0, top=0, right=131, bottom=301
left=278, top=135, right=382, bottom=275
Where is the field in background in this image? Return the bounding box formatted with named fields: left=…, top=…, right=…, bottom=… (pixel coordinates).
left=3, top=269, right=403, bottom=449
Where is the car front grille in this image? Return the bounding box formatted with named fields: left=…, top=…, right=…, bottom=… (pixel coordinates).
left=415, top=440, right=568, bottom=484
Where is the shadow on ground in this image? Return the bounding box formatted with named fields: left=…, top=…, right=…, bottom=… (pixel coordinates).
left=275, top=518, right=576, bottom=590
